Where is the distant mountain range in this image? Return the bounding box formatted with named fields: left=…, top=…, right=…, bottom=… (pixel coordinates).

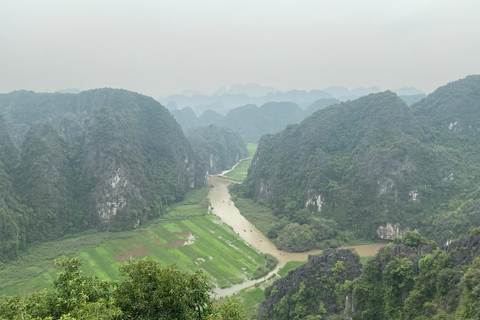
left=160, top=84, right=424, bottom=116
left=171, top=98, right=341, bottom=143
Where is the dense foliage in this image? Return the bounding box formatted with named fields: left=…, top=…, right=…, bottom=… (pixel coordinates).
left=258, top=249, right=363, bottom=319
left=351, top=230, right=480, bottom=319
left=237, top=75, right=480, bottom=246
left=172, top=100, right=339, bottom=143
left=0, top=89, right=206, bottom=261
left=267, top=209, right=339, bottom=252
left=258, top=230, right=480, bottom=319
left=0, top=257, right=245, bottom=320
left=189, top=125, right=249, bottom=175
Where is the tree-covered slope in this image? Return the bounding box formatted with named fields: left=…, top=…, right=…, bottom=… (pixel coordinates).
left=0, top=89, right=204, bottom=260
left=189, top=125, right=249, bottom=175
left=351, top=230, right=480, bottom=320
left=259, top=230, right=480, bottom=320
left=0, top=114, right=26, bottom=261
left=170, top=107, right=199, bottom=134
left=16, top=121, right=74, bottom=243
left=238, top=75, right=480, bottom=247
left=219, top=102, right=304, bottom=143
left=258, top=249, right=362, bottom=319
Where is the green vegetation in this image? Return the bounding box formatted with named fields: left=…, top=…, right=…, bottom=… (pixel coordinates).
left=351, top=232, right=480, bottom=319
left=224, top=158, right=252, bottom=181
left=0, top=257, right=245, bottom=319
left=258, top=231, right=480, bottom=319
left=237, top=75, right=480, bottom=247
left=224, top=143, right=257, bottom=181
left=252, top=254, right=278, bottom=279
left=246, top=143, right=257, bottom=157
left=227, top=260, right=306, bottom=318
left=219, top=102, right=305, bottom=143
left=233, top=197, right=277, bottom=236
left=259, top=249, right=362, bottom=319
left=231, top=287, right=265, bottom=319
left=0, top=188, right=266, bottom=296
left=189, top=125, right=249, bottom=175
left=358, top=257, right=370, bottom=266
left=0, top=89, right=205, bottom=260
left=278, top=261, right=306, bottom=278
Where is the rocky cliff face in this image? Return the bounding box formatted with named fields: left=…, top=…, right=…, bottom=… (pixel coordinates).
left=240, top=75, right=480, bottom=245
left=351, top=231, right=480, bottom=319
left=258, top=249, right=362, bottom=320
left=188, top=125, right=249, bottom=176
left=0, top=89, right=206, bottom=259
left=376, top=222, right=414, bottom=240
left=260, top=231, right=480, bottom=319
left=443, top=231, right=480, bottom=268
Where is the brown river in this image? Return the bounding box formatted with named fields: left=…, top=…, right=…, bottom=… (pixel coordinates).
left=208, top=174, right=387, bottom=297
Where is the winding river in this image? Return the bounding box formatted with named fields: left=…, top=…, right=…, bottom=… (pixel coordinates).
left=209, top=168, right=387, bottom=297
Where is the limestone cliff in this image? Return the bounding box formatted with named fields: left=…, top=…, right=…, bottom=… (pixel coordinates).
left=258, top=249, right=362, bottom=320
left=0, top=89, right=206, bottom=258
left=189, top=125, right=249, bottom=177
left=239, top=75, right=480, bottom=245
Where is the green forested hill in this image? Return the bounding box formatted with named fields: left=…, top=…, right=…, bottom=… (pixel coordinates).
left=0, top=114, right=26, bottom=261
left=0, top=89, right=205, bottom=261
left=189, top=125, right=249, bottom=175
left=258, top=230, right=480, bottom=319
left=218, top=101, right=319, bottom=143
left=237, top=75, right=480, bottom=249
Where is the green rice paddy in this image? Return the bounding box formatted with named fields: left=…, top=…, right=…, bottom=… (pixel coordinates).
left=224, top=143, right=257, bottom=181
left=0, top=187, right=266, bottom=296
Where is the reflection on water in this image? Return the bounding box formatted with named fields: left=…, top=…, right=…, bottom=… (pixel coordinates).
left=208, top=175, right=387, bottom=297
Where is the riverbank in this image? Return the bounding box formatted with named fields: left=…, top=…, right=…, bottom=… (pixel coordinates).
left=208, top=175, right=387, bottom=297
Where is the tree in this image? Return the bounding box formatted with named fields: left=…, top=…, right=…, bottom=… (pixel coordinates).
left=0, top=257, right=245, bottom=320
left=114, top=258, right=214, bottom=319
left=402, top=231, right=424, bottom=247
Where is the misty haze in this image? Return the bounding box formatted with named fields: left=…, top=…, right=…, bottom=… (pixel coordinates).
left=1, top=1, right=480, bottom=319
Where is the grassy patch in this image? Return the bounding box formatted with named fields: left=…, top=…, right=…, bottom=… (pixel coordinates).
left=223, top=143, right=257, bottom=181
left=233, top=197, right=278, bottom=236
left=230, top=286, right=265, bottom=319
left=359, top=257, right=371, bottom=266
left=224, top=158, right=252, bottom=181
left=278, top=261, right=306, bottom=278
left=247, top=143, right=257, bottom=157
left=0, top=187, right=266, bottom=296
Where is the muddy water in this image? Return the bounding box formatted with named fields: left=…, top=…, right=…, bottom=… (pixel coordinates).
left=208, top=175, right=387, bottom=297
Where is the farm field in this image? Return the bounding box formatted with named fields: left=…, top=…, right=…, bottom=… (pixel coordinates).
left=224, top=143, right=257, bottom=181
left=0, top=188, right=266, bottom=296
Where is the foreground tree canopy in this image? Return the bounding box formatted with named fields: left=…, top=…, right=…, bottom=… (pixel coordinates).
left=0, top=257, right=244, bottom=320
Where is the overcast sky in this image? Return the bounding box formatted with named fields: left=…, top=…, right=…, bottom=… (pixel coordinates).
left=1, top=0, right=479, bottom=97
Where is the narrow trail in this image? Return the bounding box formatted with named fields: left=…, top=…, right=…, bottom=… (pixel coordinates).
left=210, top=160, right=387, bottom=297
left=217, top=157, right=252, bottom=177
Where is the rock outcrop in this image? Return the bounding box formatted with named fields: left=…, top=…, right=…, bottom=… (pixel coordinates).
left=239, top=75, right=480, bottom=245
left=376, top=222, right=412, bottom=240
left=258, top=249, right=362, bottom=320
left=0, top=89, right=206, bottom=259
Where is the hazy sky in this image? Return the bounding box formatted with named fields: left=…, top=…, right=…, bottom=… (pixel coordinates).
left=1, top=0, right=479, bottom=97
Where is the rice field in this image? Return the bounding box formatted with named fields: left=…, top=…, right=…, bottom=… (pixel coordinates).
left=0, top=188, right=266, bottom=296
left=224, top=143, right=257, bottom=181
